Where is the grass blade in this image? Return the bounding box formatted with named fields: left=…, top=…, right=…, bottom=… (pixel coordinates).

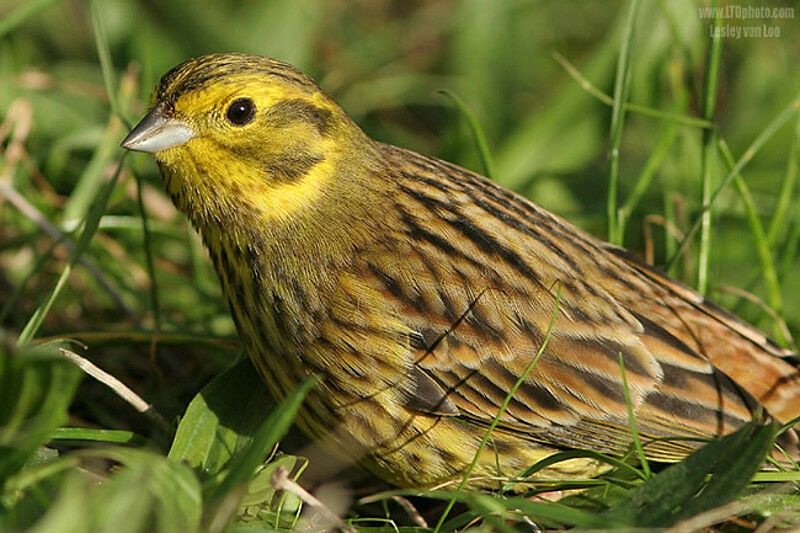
left=617, top=114, right=681, bottom=241
left=134, top=170, right=162, bottom=361
left=666, top=96, right=800, bottom=271
left=719, top=138, right=787, bottom=346
left=17, top=155, right=127, bottom=345
left=89, top=0, right=130, bottom=127
left=697, top=0, right=723, bottom=295
left=552, top=51, right=711, bottom=130
left=438, top=89, right=495, bottom=179
left=619, top=352, right=650, bottom=478
left=767, top=137, right=799, bottom=245
left=51, top=427, right=143, bottom=445
left=607, top=0, right=640, bottom=244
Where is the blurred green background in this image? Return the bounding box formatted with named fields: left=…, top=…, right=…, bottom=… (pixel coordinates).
left=1, top=0, right=799, bottom=474
left=2, top=0, right=800, bottom=530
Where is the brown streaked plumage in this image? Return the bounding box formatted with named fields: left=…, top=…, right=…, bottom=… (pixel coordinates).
left=122, top=53, right=800, bottom=488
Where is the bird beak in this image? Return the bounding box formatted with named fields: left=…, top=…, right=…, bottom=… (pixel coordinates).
left=121, top=104, right=196, bottom=153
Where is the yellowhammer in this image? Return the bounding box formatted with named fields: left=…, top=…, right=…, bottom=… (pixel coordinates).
left=122, top=53, right=800, bottom=489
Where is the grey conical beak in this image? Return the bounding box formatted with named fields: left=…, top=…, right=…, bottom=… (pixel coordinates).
left=121, top=104, right=196, bottom=153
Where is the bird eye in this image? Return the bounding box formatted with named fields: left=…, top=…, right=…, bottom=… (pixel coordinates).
left=225, top=98, right=256, bottom=126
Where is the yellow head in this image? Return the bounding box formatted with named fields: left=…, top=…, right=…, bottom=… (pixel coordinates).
left=122, top=53, right=371, bottom=232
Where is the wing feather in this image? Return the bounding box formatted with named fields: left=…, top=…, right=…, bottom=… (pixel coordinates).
left=341, top=145, right=800, bottom=462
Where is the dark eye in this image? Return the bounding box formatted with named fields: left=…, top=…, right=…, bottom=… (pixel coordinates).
left=226, top=98, right=256, bottom=126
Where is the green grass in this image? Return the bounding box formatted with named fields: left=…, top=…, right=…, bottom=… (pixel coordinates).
left=2, top=0, right=800, bottom=530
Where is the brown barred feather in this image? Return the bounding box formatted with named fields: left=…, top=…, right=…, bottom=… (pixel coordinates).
left=356, top=144, right=800, bottom=462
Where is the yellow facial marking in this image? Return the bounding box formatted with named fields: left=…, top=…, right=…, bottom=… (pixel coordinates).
left=252, top=154, right=332, bottom=222
left=172, top=74, right=335, bottom=120
left=156, top=134, right=334, bottom=224
left=149, top=66, right=348, bottom=227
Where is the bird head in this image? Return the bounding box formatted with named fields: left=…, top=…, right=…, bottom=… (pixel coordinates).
left=121, top=53, right=370, bottom=227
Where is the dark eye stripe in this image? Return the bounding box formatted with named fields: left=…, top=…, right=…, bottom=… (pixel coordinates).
left=264, top=98, right=334, bottom=136
left=263, top=152, right=325, bottom=182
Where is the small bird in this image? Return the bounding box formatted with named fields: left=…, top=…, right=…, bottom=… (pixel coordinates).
left=122, top=53, right=800, bottom=489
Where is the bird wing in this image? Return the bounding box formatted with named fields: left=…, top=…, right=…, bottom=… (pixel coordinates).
left=599, top=244, right=800, bottom=424
left=352, top=145, right=800, bottom=460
